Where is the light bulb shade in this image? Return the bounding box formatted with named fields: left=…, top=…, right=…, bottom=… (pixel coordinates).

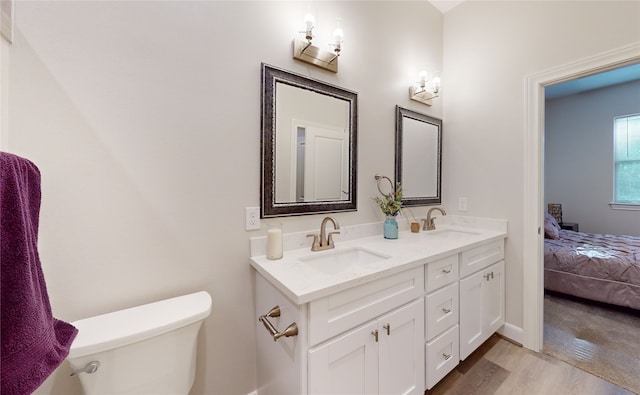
left=333, top=27, right=344, bottom=42
left=418, top=70, right=428, bottom=86
left=431, top=76, right=441, bottom=92
left=304, top=13, right=315, bottom=30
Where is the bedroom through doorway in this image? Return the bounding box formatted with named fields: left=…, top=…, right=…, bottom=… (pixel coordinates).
left=539, top=61, right=640, bottom=393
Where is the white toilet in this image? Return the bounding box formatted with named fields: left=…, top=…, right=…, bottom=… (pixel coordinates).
left=67, top=291, right=211, bottom=395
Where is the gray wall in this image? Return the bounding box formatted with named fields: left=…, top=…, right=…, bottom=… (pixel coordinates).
left=545, top=80, right=640, bottom=237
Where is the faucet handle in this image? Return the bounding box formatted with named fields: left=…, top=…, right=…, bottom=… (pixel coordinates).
left=422, top=218, right=437, bottom=231
left=306, top=234, right=320, bottom=251
left=327, top=231, right=340, bottom=247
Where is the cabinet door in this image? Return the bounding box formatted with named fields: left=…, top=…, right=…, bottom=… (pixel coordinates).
left=459, top=261, right=505, bottom=360
left=484, top=260, right=505, bottom=335
left=308, top=321, right=379, bottom=395
left=378, top=300, right=425, bottom=395
left=459, top=269, right=484, bottom=360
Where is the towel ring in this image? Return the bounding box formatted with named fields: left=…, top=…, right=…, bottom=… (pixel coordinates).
left=374, top=174, right=394, bottom=196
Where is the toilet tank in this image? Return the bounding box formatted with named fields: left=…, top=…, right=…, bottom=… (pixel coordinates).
left=67, top=291, right=211, bottom=395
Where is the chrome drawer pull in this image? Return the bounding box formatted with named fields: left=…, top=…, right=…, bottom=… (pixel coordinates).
left=441, top=268, right=452, bottom=274
left=441, top=307, right=452, bottom=314
left=442, top=353, right=452, bottom=361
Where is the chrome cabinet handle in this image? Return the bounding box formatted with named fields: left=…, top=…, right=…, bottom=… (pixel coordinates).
left=442, top=307, right=452, bottom=314
left=441, top=268, right=452, bottom=274
left=442, top=353, right=452, bottom=361
left=383, top=324, right=391, bottom=335
left=258, top=305, right=298, bottom=342
left=484, top=271, right=494, bottom=281
left=372, top=329, right=379, bottom=342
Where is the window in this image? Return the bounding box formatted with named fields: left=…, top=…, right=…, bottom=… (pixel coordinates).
left=613, top=114, right=640, bottom=205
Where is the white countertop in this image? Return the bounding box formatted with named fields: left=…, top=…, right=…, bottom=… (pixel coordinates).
left=249, top=216, right=507, bottom=305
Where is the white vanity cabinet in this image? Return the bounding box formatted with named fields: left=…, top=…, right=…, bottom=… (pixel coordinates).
left=424, top=238, right=505, bottom=387
left=308, top=299, right=424, bottom=395
left=424, top=255, right=460, bottom=389
left=255, top=266, right=425, bottom=395
left=459, top=241, right=505, bottom=360
left=251, top=218, right=508, bottom=394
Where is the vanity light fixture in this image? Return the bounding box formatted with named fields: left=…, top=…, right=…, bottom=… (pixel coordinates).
left=293, top=13, right=343, bottom=73
left=409, top=70, right=441, bottom=106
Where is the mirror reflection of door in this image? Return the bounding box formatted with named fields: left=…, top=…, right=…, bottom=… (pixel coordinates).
left=274, top=82, right=350, bottom=204
left=295, top=123, right=348, bottom=202
left=262, top=63, right=358, bottom=217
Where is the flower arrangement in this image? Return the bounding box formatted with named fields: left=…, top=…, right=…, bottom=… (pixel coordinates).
left=373, top=183, right=403, bottom=216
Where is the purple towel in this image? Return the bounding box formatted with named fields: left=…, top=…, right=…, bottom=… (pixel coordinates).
left=1, top=152, right=78, bottom=395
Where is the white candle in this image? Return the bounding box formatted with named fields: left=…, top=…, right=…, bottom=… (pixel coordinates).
left=266, top=226, right=283, bottom=260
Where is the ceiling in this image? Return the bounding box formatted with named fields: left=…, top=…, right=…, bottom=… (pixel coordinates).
left=428, top=0, right=464, bottom=13
left=545, top=63, right=640, bottom=99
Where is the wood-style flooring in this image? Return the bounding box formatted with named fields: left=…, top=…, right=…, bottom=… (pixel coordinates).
left=425, top=335, right=634, bottom=395
left=543, top=291, right=640, bottom=394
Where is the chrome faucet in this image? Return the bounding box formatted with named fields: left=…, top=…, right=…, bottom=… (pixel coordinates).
left=307, top=217, right=340, bottom=251
left=423, top=207, right=446, bottom=231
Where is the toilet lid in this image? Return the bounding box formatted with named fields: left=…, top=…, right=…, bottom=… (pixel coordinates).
left=68, top=291, right=211, bottom=358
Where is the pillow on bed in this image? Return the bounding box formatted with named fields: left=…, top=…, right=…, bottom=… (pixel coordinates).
left=544, top=212, right=560, bottom=239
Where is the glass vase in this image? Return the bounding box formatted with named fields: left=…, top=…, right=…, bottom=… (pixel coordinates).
left=383, top=215, right=399, bottom=239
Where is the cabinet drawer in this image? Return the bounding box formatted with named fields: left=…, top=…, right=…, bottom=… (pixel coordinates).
left=425, top=282, right=458, bottom=341
left=309, top=266, right=424, bottom=346
left=425, top=255, right=458, bottom=293
left=426, top=324, right=459, bottom=390
left=460, top=240, right=504, bottom=278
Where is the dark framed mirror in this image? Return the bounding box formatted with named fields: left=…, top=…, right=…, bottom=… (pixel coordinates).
left=395, top=106, right=442, bottom=206
left=261, top=63, right=358, bottom=217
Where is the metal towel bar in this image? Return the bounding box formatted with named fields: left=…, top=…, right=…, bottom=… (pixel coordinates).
left=258, top=305, right=298, bottom=342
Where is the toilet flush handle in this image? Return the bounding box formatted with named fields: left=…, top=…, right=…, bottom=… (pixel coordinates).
left=70, top=361, right=100, bottom=376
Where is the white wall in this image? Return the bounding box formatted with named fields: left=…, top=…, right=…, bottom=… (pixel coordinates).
left=545, top=80, right=640, bottom=237
left=8, top=1, right=640, bottom=393
left=443, top=1, right=640, bottom=331
left=5, top=2, right=442, bottom=394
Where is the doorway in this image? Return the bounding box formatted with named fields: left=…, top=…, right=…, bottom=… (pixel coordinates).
left=522, top=42, right=640, bottom=352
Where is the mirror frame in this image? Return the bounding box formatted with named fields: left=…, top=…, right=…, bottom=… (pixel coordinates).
left=395, top=105, right=442, bottom=206
left=261, top=63, right=358, bottom=217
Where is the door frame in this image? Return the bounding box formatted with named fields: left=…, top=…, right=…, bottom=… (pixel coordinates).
left=522, top=42, right=640, bottom=351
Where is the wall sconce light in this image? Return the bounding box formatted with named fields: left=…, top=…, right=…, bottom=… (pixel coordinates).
left=409, top=70, right=441, bottom=106
left=293, top=13, right=343, bottom=73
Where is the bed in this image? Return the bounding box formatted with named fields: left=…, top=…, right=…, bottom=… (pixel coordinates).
left=543, top=213, right=640, bottom=310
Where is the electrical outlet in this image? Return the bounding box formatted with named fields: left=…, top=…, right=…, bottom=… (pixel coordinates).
left=245, top=207, right=260, bottom=230
left=458, top=197, right=468, bottom=212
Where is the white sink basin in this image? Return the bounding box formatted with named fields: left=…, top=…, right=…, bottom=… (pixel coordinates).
left=298, top=247, right=390, bottom=275
left=424, top=229, right=481, bottom=239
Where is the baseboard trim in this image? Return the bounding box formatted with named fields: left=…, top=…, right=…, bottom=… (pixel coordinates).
left=498, top=322, right=524, bottom=345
